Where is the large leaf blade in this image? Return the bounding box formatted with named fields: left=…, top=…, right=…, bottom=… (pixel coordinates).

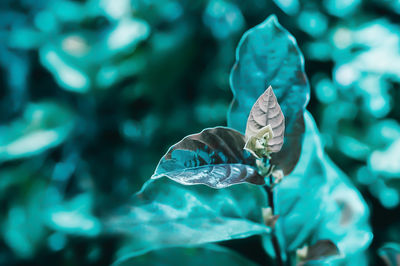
left=152, top=127, right=265, bottom=188
left=114, top=244, right=257, bottom=266
left=104, top=178, right=270, bottom=255
left=228, top=15, right=310, bottom=174
left=263, top=111, right=372, bottom=265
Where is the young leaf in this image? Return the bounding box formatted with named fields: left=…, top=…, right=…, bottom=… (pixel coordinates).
left=228, top=15, right=310, bottom=175
left=104, top=178, right=270, bottom=255
left=114, top=244, right=257, bottom=266
left=245, top=86, right=285, bottom=154
left=244, top=124, right=275, bottom=158
left=152, top=127, right=265, bottom=188
left=297, top=240, right=340, bottom=266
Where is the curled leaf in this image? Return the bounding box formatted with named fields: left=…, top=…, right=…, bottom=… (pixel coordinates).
left=244, top=124, right=274, bottom=158
left=245, top=86, right=285, bottom=154
left=297, top=240, right=340, bottom=265
left=152, top=127, right=265, bottom=188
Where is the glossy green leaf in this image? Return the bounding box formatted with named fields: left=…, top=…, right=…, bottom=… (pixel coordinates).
left=0, top=102, right=75, bottom=163
left=104, top=177, right=270, bottom=255
left=114, top=244, right=257, bottom=266
left=263, top=111, right=372, bottom=265
left=152, top=127, right=265, bottom=188
left=228, top=15, right=310, bottom=175
left=245, top=86, right=285, bottom=153
left=378, top=243, right=400, bottom=266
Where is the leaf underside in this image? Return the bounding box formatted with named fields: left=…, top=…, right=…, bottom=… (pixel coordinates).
left=245, top=86, right=285, bottom=152
left=104, top=178, right=270, bottom=255
left=114, top=245, right=258, bottom=266
left=152, top=127, right=265, bottom=188
left=300, top=239, right=340, bottom=265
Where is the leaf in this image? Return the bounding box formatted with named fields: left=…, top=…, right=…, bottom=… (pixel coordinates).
left=44, top=193, right=101, bottom=237
left=114, top=244, right=257, bottom=266
left=245, top=86, right=285, bottom=153
left=297, top=240, right=340, bottom=266
left=378, top=243, right=400, bottom=266
left=0, top=102, right=75, bottom=163
left=3, top=182, right=48, bottom=258
left=262, top=111, right=372, bottom=265
left=104, top=177, right=270, bottom=255
left=228, top=15, right=310, bottom=175
left=151, top=127, right=265, bottom=188
left=39, top=18, right=150, bottom=92
left=273, top=0, right=300, bottom=15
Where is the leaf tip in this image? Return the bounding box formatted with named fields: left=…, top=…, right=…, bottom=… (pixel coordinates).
left=266, top=14, right=279, bottom=25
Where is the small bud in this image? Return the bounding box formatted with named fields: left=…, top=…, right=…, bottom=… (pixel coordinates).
left=262, top=207, right=279, bottom=228
left=296, top=245, right=309, bottom=261
left=272, top=169, right=284, bottom=184
left=244, top=125, right=274, bottom=158
left=262, top=207, right=272, bottom=220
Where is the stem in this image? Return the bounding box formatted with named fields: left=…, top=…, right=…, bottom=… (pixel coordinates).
left=271, top=232, right=283, bottom=266
left=265, top=184, right=284, bottom=266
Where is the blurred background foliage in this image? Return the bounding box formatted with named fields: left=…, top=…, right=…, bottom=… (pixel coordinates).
left=0, top=0, right=399, bottom=265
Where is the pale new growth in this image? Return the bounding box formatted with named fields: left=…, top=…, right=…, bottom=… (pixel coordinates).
left=244, top=124, right=274, bottom=158
left=272, top=169, right=284, bottom=184
left=262, top=207, right=279, bottom=228
left=296, top=245, right=309, bottom=261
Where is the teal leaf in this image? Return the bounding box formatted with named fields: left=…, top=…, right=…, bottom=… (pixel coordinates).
left=104, top=177, right=270, bottom=255
left=114, top=244, right=257, bottom=266
left=228, top=15, right=310, bottom=175
left=273, top=0, right=300, bottom=15
left=203, top=0, right=245, bottom=40
left=0, top=102, right=75, bottom=163
left=3, top=182, right=48, bottom=258
left=264, top=111, right=372, bottom=265
left=152, top=127, right=265, bottom=188
left=378, top=243, right=400, bottom=266
left=39, top=18, right=149, bottom=93
left=44, top=193, right=101, bottom=237
left=369, top=138, right=400, bottom=178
